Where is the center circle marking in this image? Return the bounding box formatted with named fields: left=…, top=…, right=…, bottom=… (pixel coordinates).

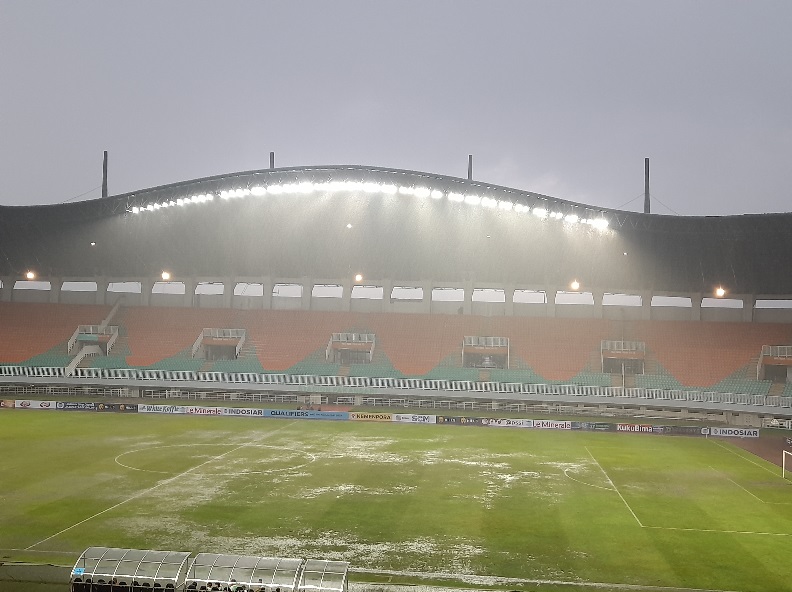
left=115, top=443, right=316, bottom=476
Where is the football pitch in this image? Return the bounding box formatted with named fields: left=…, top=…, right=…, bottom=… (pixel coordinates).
left=1, top=410, right=791, bottom=591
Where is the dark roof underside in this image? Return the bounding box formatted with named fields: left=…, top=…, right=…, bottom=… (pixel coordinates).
left=1, top=165, right=791, bottom=295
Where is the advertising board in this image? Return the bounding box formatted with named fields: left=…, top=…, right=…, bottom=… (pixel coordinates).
left=350, top=412, right=393, bottom=422
left=392, top=414, right=436, bottom=424
left=710, top=427, right=759, bottom=438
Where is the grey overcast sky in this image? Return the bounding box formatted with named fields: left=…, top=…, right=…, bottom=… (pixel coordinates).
left=1, top=1, right=790, bottom=215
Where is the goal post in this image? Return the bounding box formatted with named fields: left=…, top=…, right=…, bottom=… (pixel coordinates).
left=784, top=450, right=792, bottom=480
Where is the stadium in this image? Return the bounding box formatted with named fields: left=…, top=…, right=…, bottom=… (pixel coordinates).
left=2, top=164, right=792, bottom=592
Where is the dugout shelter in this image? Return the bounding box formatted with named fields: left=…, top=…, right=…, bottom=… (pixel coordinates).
left=184, top=553, right=303, bottom=591
left=71, top=548, right=349, bottom=592
left=70, top=547, right=191, bottom=590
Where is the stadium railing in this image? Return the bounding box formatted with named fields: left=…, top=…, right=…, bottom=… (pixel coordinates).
left=1, top=364, right=791, bottom=410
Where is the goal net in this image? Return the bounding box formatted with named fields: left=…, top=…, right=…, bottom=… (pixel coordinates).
left=783, top=450, right=792, bottom=481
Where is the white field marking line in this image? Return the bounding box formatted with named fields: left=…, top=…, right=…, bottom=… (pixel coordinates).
left=114, top=443, right=316, bottom=475
left=352, top=566, right=746, bottom=592
left=0, top=547, right=77, bottom=555
left=643, top=525, right=792, bottom=537
left=707, top=465, right=792, bottom=506
left=585, top=446, right=644, bottom=527
left=710, top=439, right=791, bottom=482
left=563, top=467, right=614, bottom=490
left=26, top=421, right=295, bottom=550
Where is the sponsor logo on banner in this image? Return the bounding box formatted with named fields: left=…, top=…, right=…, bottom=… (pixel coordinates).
left=16, top=400, right=53, bottom=409
left=57, top=401, right=97, bottom=411
left=186, top=406, right=223, bottom=415
left=661, top=425, right=709, bottom=437
left=138, top=404, right=187, bottom=414
left=711, top=427, right=759, bottom=438
left=617, top=423, right=655, bottom=433
left=581, top=422, right=614, bottom=431
left=222, top=407, right=265, bottom=416
left=533, top=420, right=570, bottom=430
left=265, top=409, right=349, bottom=421
left=95, top=403, right=137, bottom=413
left=1, top=400, right=15, bottom=408
left=436, top=415, right=456, bottom=424
left=482, top=418, right=532, bottom=428
left=392, top=414, right=436, bottom=424
left=350, top=412, right=393, bottom=421
left=459, top=416, right=484, bottom=426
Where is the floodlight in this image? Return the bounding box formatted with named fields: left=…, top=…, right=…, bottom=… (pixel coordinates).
left=414, top=186, right=430, bottom=198
left=398, top=186, right=414, bottom=195
left=481, top=197, right=498, bottom=208
left=251, top=186, right=266, bottom=196
left=25, top=271, right=35, bottom=280
left=430, top=189, right=443, bottom=199
left=346, top=223, right=353, bottom=229
left=161, top=271, right=171, bottom=281
left=354, top=273, right=363, bottom=282
left=382, top=184, right=397, bottom=194
left=206, top=193, right=215, bottom=200
left=448, top=192, right=465, bottom=202
left=146, top=204, right=154, bottom=212
left=565, top=214, right=579, bottom=224
left=363, top=182, right=380, bottom=193
left=297, top=182, right=314, bottom=194
left=715, top=286, right=726, bottom=298
left=268, top=184, right=283, bottom=194
left=591, top=218, right=609, bottom=230
left=131, top=206, right=140, bottom=214
left=533, top=207, right=548, bottom=219
left=465, top=195, right=481, bottom=206
left=570, top=279, right=580, bottom=291
left=498, top=200, right=513, bottom=211
left=90, top=242, right=96, bottom=247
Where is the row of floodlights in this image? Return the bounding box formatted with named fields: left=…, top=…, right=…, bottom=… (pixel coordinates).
left=129, top=181, right=609, bottom=230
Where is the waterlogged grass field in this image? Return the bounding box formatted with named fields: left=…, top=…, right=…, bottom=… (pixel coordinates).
left=1, top=410, right=792, bottom=591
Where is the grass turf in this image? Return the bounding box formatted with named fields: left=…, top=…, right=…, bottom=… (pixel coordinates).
left=1, top=410, right=791, bottom=591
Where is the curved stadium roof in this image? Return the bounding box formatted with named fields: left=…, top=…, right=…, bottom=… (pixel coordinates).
left=1, top=165, right=791, bottom=295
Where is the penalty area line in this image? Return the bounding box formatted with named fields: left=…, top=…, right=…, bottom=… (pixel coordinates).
left=710, top=439, right=790, bottom=482
left=585, top=447, right=644, bottom=527
left=26, top=421, right=296, bottom=550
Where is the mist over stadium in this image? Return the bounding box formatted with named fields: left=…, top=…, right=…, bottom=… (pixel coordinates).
left=2, top=160, right=792, bottom=592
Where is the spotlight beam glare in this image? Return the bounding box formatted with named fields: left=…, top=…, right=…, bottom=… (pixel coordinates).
left=125, top=175, right=611, bottom=233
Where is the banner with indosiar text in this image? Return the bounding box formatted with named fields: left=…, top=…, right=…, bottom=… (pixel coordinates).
left=710, top=427, right=759, bottom=438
